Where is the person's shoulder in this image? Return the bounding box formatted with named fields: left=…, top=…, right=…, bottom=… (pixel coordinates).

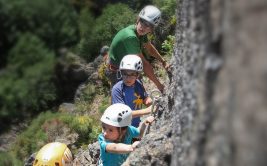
left=135, top=80, right=145, bottom=89
left=112, top=81, right=124, bottom=96
left=128, top=125, right=138, bottom=131
left=127, top=126, right=140, bottom=136
left=119, top=25, right=136, bottom=36
left=98, top=133, right=104, bottom=141
left=127, top=24, right=135, bottom=29
left=135, top=79, right=143, bottom=85
left=113, top=80, right=124, bottom=89
left=117, top=25, right=133, bottom=32
left=121, top=24, right=134, bottom=30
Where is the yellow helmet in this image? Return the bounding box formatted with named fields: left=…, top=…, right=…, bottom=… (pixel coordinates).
left=33, top=142, right=73, bottom=166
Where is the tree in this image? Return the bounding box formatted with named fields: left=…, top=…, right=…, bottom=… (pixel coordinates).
left=0, top=33, right=56, bottom=128
left=77, top=3, right=135, bottom=61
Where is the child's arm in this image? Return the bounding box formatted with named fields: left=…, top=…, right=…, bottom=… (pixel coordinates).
left=132, top=103, right=160, bottom=118
left=132, top=105, right=152, bottom=118
left=105, top=142, right=139, bottom=154
left=138, top=116, right=155, bottom=138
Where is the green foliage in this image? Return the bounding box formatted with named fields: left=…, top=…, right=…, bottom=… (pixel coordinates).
left=93, top=3, right=135, bottom=46
left=153, top=0, right=176, bottom=20
left=74, top=82, right=110, bottom=114
left=162, top=35, right=175, bottom=58
left=11, top=111, right=58, bottom=161
left=75, top=100, right=92, bottom=114
left=98, top=96, right=110, bottom=114
left=8, top=33, right=54, bottom=69
left=124, top=0, right=153, bottom=10
left=79, top=84, right=96, bottom=102
left=78, top=3, right=135, bottom=61
left=0, top=152, right=22, bottom=166
left=0, top=33, right=56, bottom=122
left=60, top=115, right=101, bottom=146
left=75, top=8, right=95, bottom=59
left=8, top=111, right=100, bottom=162
left=78, top=9, right=95, bottom=38
left=98, top=63, right=110, bottom=87
left=0, top=0, right=79, bottom=49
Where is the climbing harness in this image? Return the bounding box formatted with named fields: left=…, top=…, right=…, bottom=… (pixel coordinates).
left=144, top=89, right=162, bottom=136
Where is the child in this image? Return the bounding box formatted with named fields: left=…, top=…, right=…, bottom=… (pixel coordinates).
left=112, top=54, right=153, bottom=127
left=98, top=103, right=154, bottom=166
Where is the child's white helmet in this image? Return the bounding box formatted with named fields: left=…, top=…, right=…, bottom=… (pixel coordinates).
left=101, top=103, right=132, bottom=127
left=139, top=5, right=161, bottom=26
left=119, top=54, right=143, bottom=72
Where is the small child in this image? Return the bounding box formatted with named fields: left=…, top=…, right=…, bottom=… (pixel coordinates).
left=112, top=54, right=153, bottom=127
left=98, top=103, right=154, bottom=166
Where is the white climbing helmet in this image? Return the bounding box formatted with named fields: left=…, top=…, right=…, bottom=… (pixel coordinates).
left=33, top=142, right=73, bottom=166
left=139, top=5, right=161, bottom=26
left=101, top=103, right=132, bottom=127
left=119, top=54, right=143, bottom=72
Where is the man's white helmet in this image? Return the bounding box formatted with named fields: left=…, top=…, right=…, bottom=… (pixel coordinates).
left=120, top=54, right=143, bottom=72
left=139, top=5, right=161, bottom=26
left=101, top=103, right=132, bottom=127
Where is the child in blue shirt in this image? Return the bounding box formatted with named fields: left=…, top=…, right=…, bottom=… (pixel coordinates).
left=98, top=103, right=154, bottom=166
left=112, top=54, right=154, bottom=127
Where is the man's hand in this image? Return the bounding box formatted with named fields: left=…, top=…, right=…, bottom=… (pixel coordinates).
left=162, top=60, right=171, bottom=72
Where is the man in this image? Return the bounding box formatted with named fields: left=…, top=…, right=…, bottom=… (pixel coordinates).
left=106, top=5, right=170, bottom=92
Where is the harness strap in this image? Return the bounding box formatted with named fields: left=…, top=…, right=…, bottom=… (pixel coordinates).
left=108, top=63, right=119, bottom=72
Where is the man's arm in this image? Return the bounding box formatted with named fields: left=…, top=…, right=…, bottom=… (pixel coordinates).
left=143, top=42, right=169, bottom=69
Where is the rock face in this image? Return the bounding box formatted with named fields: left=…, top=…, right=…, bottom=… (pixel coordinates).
left=55, top=51, right=98, bottom=102
left=124, top=0, right=267, bottom=166
left=73, top=142, right=100, bottom=166
left=72, top=0, right=267, bottom=165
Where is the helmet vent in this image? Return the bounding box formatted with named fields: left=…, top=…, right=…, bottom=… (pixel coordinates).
left=117, top=109, right=129, bottom=122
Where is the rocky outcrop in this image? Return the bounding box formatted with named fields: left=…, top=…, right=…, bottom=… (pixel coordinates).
left=124, top=0, right=267, bottom=166
left=73, top=142, right=100, bottom=166
left=54, top=50, right=99, bottom=102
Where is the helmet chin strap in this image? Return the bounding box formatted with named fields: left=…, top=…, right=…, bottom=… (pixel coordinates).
left=117, top=70, right=122, bottom=80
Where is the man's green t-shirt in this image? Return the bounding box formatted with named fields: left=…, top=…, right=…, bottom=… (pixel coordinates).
left=109, top=25, right=149, bottom=66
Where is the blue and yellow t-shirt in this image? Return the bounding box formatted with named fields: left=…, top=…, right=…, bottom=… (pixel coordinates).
left=111, top=80, right=148, bottom=127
